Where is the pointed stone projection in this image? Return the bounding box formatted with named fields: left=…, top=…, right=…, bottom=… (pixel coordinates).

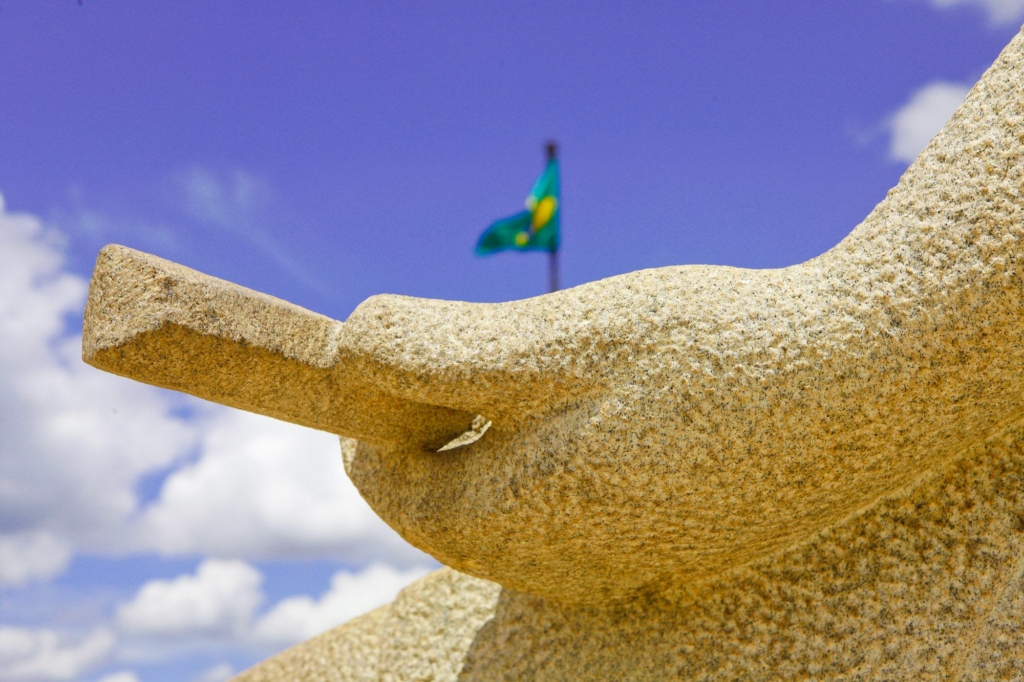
left=84, top=27, right=1023, bottom=681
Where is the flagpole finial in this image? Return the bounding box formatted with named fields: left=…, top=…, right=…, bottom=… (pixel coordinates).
left=546, top=141, right=557, bottom=161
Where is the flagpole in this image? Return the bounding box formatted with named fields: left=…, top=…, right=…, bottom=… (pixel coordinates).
left=549, top=250, right=559, bottom=293
left=546, top=140, right=559, bottom=293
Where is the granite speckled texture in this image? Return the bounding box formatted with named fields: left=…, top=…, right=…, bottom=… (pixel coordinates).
left=233, top=568, right=501, bottom=682
left=83, top=27, right=1023, bottom=681
left=243, top=418, right=1024, bottom=680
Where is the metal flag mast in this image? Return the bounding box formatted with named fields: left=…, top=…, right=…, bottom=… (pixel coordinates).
left=546, top=140, right=559, bottom=293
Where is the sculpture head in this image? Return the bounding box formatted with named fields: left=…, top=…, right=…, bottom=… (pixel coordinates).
left=83, top=29, right=1024, bottom=605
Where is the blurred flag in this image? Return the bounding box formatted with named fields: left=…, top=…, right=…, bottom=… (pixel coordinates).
left=476, top=155, right=560, bottom=255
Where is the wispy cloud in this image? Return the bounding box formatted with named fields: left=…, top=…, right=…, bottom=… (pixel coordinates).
left=97, top=672, right=141, bottom=682
left=179, top=167, right=329, bottom=295
left=0, top=626, right=115, bottom=681
left=0, top=533, right=72, bottom=589
left=920, top=0, right=1024, bottom=26
left=886, top=81, right=970, bottom=164
left=192, top=663, right=235, bottom=682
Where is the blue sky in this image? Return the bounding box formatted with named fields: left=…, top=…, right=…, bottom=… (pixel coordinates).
left=1, top=2, right=1021, bottom=680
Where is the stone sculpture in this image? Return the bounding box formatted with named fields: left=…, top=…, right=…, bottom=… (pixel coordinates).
left=83, top=28, right=1023, bottom=680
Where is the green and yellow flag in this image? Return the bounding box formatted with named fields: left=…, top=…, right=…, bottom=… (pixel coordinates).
left=476, top=157, right=560, bottom=255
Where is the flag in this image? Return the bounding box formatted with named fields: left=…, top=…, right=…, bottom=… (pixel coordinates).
left=476, top=158, right=560, bottom=255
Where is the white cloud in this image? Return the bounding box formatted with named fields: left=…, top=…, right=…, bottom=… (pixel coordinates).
left=253, top=563, right=431, bottom=645
left=0, top=191, right=435, bottom=679
left=97, top=672, right=141, bottom=682
left=0, top=194, right=199, bottom=585
left=191, top=662, right=234, bottom=682
left=114, top=559, right=430, bottom=650
left=923, top=0, right=1024, bottom=25
left=0, top=626, right=114, bottom=681
left=0, top=532, right=72, bottom=589
left=134, top=410, right=429, bottom=565
left=117, top=560, right=263, bottom=638
left=887, top=81, right=970, bottom=163
left=0, top=194, right=429, bottom=585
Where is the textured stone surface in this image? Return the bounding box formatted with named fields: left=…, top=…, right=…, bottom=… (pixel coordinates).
left=244, top=417, right=1024, bottom=680
left=233, top=569, right=501, bottom=682
left=455, top=418, right=1024, bottom=680
left=83, top=26, right=1023, bottom=681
